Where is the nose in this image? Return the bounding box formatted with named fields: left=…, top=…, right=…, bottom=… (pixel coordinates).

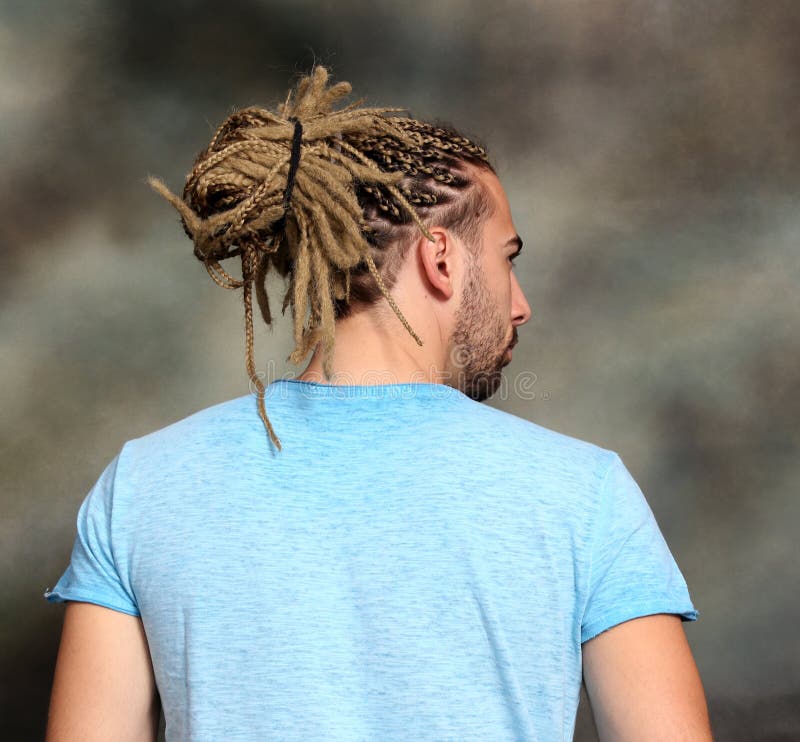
left=510, top=270, right=532, bottom=327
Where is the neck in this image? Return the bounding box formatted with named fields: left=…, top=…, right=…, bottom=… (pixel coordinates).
left=295, top=305, right=449, bottom=386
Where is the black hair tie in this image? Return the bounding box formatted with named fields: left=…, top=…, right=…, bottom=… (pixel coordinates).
left=272, top=117, right=303, bottom=236
left=283, top=117, right=303, bottom=207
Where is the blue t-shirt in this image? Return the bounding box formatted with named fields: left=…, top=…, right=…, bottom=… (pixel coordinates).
left=46, top=379, right=698, bottom=741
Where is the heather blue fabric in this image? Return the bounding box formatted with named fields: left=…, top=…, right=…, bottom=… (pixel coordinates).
left=46, top=379, right=698, bottom=741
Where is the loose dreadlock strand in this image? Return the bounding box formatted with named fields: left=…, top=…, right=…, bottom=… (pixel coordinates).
left=148, top=64, right=494, bottom=451
left=308, top=239, right=337, bottom=378
left=254, top=250, right=272, bottom=325
left=288, top=211, right=312, bottom=364
left=364, top=252, right=424, bottom=347
left=242, top=243, right=282, bottom=451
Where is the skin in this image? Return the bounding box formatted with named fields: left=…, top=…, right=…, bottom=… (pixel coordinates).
left=46, top=166, right=713, bottom=740
left=582, top=614, right=714, bottom=741
left=46, top=602, right=160, bottom=741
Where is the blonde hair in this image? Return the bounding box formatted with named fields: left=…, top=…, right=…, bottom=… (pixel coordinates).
left=148, top=65, right=494, bottom=451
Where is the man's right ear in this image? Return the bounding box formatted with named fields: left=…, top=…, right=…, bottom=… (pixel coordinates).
left=417, top=226, right=457, bottom=301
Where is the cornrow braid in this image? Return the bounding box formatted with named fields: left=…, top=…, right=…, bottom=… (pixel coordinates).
left=148, top=65, right=495, bottom=452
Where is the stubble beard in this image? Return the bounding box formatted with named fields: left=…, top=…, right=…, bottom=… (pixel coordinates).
left=448, top=258, right=509, bottom=402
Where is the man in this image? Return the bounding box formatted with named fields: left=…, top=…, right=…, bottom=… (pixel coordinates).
left=45, top=66, right=713, bottom=740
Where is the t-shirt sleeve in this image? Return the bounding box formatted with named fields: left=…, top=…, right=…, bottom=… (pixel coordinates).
left=580, top=452, right=698, bottom=644
left=44, top=450, right=140, bottom=617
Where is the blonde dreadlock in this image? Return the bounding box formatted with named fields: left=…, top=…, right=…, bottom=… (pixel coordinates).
left=148, top=65, right=494, bottom=452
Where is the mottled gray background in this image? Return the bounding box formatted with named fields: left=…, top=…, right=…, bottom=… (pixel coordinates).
left=2, top=1, right=798, bottom=739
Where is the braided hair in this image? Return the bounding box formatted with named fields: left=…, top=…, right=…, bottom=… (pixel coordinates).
left=148, top=65, right=495, bottom=451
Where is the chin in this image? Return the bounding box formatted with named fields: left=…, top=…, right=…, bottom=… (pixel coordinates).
left=463, top=370, right=504, bottom=402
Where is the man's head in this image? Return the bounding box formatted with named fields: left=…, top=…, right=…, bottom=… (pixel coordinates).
left=148, top=65, right=530, bottom=447
left=338, top=130, right=531, bottom=401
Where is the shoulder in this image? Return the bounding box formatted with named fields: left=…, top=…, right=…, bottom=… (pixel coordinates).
left=450, top=394, right=614, bottom=465
left=445, top=394, right=618, bottom=493
left=117, top=394, right=255, bottom=472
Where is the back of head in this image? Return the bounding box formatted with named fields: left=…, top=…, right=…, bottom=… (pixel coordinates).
left=149, top=65, right=496, bottom=451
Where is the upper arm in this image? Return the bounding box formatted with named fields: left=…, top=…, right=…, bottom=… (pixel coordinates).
left=46, top=601, right=160, bottom=742
left=582, top=613, right=713, bottom=742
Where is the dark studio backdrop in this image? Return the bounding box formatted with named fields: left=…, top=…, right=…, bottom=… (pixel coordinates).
left=2, top=1, right=798, bottom=739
